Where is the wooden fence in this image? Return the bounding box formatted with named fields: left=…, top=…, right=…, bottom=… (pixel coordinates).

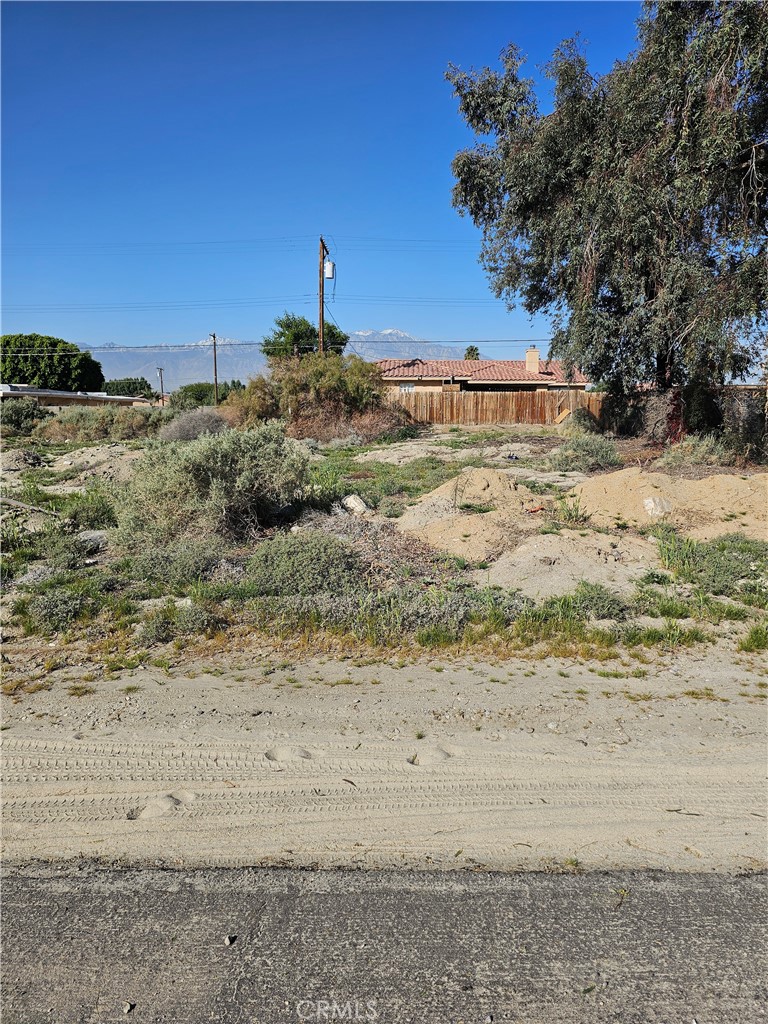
left=386, top=388, right=604, bottom=426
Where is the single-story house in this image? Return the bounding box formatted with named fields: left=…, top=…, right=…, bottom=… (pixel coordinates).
left=0, top=384, right=153, bottom=410
left=376, top=346, right=590, bottom=393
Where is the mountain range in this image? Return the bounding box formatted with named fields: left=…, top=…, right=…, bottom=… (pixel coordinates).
left=87, top=330, right=477, bottom=391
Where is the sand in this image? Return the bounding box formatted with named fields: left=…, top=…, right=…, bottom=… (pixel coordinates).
left=395, top=467, right=549, bottom=561
left=1, top=645, right=765, bottom=872
left=570, top=468, right=768, bottom=541
left=471, top=530, right=661, bottom=599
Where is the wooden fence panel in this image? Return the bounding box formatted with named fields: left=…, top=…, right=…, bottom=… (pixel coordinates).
left=386, top=389, right=603, bottom=426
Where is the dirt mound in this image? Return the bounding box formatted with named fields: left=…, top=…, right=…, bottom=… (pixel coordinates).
left=570, top=468, right=767, bottom=541
left=0, top=449, right=43, bottom=474
left=46, top=443, right=143, bottom=492
left=395, top=467, right=546, bottom=561
left=472, top=530, right=660, bottom=599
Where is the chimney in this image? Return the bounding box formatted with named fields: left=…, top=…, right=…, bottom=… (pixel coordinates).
left=525, top=346, right=540, bottom=374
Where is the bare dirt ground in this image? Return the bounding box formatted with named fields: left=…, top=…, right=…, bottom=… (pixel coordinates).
left=2, top=428, right=767, bottom=878
left=2, top=642, right=766, bottom=873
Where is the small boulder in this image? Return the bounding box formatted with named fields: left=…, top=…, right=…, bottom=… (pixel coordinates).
left=341, top=494, right=368, bottom=515
left=76, top=530, right=109, bottom=554
left=642, top=496, right=673, bottom=518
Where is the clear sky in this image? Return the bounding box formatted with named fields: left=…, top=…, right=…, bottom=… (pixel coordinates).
left=2, top=1, right=642, bottom=358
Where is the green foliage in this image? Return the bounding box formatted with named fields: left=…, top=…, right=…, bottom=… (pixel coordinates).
left=246, top=531, right=363, bottom=596
left=260, top=312, right=348, bottom=358
left=1, top=334, right=104, bottom=391
left=169, top=380, right=243, bottom=411
left=656, top=530, right=768, bottom=603
left=0, top=397, right=50, bottom=435
left=464, top=345, right=480, bottom=360
left=104, top=377, right=155, bottom=398
left=113, top=423, right=309, bottom=546
left=447, top=3, right=767, bottom=393
left=246, top=584, right=531, bottom=647
left=271, top=353, right=384, bottom=418
left=549, top=435, right=622, bottom=472
left=739, top=623, right=768, bottom=653
left=24, top=589, right=91, bottom=633
left=222, top=376, right=280, bottom=426
left=63, top=487, right=117, bottom=530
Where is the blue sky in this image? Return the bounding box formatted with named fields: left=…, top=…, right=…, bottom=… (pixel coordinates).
left=2, top=1, right=642, bottom=358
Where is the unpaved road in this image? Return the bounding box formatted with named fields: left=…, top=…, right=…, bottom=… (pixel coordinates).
left=2, top=652, right=766, bottom=872
left=2, top=866, right=766, bottom=1023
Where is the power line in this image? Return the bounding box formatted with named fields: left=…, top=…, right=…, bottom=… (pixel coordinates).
left=3, top=339, right=550, bottom=356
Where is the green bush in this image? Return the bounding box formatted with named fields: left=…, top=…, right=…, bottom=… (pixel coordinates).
left=246, top=531, right=363, bottom=596
left=549, top=435, right=622, bottom=473
left=0, top=397, right=50, bottom=435
left=113, top=423, right=309, bottom=547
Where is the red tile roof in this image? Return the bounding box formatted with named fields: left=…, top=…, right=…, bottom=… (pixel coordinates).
left=376, top=358, right=589, bottom=385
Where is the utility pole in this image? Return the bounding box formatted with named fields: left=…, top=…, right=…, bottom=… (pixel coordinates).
left=318, top=236, right=329, bottom=356
left=156, top=367, right=165, bottom=406
left=210, top=333, right=219, bottom=405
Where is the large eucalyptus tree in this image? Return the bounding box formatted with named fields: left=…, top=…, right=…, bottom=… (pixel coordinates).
left=447, top=1, right=767, bottom=393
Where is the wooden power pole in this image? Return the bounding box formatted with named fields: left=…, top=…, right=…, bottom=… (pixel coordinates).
left=156, top=367, right=165, bottom=406
left=210, top=332, right=219, bottom=404
left=318, top=236, right=329, bottom=355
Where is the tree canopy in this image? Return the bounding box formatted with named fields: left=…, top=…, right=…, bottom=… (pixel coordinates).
left=447, top=1, right=768, bottom=393
left=260, top=312, right=348, bottom=359
left=1, top=334, right=104, bottom=392
left=169, top=380, right=244, bottom=411
left=464, top=345, right=480, bottom=360
left=104, top=377, right=155, bottom=398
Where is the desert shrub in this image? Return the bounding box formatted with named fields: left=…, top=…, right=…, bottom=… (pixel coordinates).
left=549, top=435, right=622, bottom=473
left=140, top=601, right=225, bottom=644
left=1, top=397, right=50, bottom=435
left=113, top=423, right=309, bottom=547
left=559, top=407, right=600, bottom=435
left=221, top=376, right=280, bottom=427
left=127, top=541, right=223, bottom=590
left=571, top=581, right=630, bottom=620
left=655, top=434, right=736, bottom=468
left=34, top=405, right=168, bottom=442
left=246, top=584, right=531, bottom=646
left=47, top=533, right=90, bottom=570
left=246, top=531, right=363, bottom=596
left=158, top=407, right=229, bottom=441
left=25, top=589, right=90, bottom=633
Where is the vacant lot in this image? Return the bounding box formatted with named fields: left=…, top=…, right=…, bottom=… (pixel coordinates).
left=1, top=424, right=766, bottom=873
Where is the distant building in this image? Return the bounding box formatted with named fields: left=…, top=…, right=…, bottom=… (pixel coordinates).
left=376, top=347, right=590, bottom=393
left=0, top=384, right=153, bottom=410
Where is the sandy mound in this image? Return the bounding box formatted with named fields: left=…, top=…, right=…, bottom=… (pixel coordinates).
left=570, top=468, right=767, bottom=541
left=395, top=467, right=546, bottom=561
left=472, top=530, right=661, bottom=599
left=46, top=443, right=142, bottom=492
